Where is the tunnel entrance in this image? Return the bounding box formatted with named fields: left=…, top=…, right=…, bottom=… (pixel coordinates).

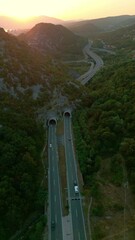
left=64, top=111, right=71, bottom=117
left=48, top=118, right=57, bottom=125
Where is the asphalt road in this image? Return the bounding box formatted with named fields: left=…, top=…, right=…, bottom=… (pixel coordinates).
left=48, top=123, right=63, bottom=240
left=64, top=115, right=87, bottom=240
left=78, top=43, right=104, bottom=85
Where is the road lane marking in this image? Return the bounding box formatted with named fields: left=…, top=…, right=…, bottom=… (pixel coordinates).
left=76, top=209, right=78, bottom=218
left=55, top=214, right=57, bottom=223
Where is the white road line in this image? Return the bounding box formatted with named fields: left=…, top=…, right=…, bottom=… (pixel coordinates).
left=76, top=209, right=78, bottom=218
left=55, top=214, right=57, bottom=223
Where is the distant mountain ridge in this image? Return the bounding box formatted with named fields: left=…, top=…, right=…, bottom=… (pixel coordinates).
left=66, top=15, right=135, bottom=37
left=0, top=15, right=64, bottom=30
left=90, top=15, right=135, bottom=31
left=1, top=14, right=135, bottom=35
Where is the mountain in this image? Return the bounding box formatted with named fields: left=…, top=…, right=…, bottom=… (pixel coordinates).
left=0, top=27, right=72, bottom=99
left=2, top=14, right=135, bottom=37
left=0, top=27, right=49, bottom=96
left=66, top=15, right=135, bottom=37
left=0, top=26, right=81, bottom=100
left=18, top=22, right=82, bottom=54
left=0, top=15, right=64, bottom=31
left=90, top=15, right=135, bottom=31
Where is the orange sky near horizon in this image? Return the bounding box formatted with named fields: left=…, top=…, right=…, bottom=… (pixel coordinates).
left=0, top=0, right=135, bottom=21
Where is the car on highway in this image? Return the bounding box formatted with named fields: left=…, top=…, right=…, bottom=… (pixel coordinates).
left=49, top=143, right=52, bottom=148
left=74, top=180, right=77, bottom=185
left=51, top=220, right=55, bottom=230
left=74, top=185, right=79, bottom=194
left=74, top=180, right=79, bottom=194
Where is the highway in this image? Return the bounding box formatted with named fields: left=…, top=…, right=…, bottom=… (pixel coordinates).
left=64, top=115, right=87, bottom=240
left=47, top=42, right=102, bottom=240
left=47, top=42, right=102, bottom=239
left=78, top=43, right=104, bottom=85
left=48, top=122, right=63, bottom=240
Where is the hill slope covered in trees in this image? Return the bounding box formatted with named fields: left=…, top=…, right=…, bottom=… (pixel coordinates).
left=73, top=60, right=135, bottom=239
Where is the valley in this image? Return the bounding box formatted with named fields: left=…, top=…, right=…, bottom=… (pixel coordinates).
left=0, top=15, right=135, bottom=240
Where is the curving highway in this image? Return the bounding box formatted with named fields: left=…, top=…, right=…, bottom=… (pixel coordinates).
left=78, top=43, right=104, bottom=85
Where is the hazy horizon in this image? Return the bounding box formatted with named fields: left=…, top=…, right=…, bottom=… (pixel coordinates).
left=0, top=0, right=135, bottom=21
left=0, top=13, right=135, bottom=32
left=0, top=13, right=135, bottom=23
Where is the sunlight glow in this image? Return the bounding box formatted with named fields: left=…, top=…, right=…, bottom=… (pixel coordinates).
left=0, top=0, right=135, bottom=21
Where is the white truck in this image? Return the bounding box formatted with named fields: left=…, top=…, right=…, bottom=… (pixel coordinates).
left=74, top=180, right=79, bottom=194
left=74, top=185, right=79, bottom=194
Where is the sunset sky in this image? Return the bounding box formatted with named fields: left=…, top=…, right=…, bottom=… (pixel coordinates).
left=0, top=0, right=135, bottom=20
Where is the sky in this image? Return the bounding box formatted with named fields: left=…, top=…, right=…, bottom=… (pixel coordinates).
left=0, top=0, right=135, bottom=21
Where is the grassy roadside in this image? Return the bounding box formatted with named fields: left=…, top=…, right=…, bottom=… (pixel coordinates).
left=56, top=119, right=69, bottom=216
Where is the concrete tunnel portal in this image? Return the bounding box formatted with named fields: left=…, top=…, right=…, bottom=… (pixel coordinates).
left=48, top=110, right=71, bottom=126
left=48, top=118, right=57, bottom=125
left=64, top=111, right=71, bottom=117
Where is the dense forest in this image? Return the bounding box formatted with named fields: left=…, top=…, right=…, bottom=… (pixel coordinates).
left=74, top=59, right=135, bottom=187
left=73, top=60, right=135, bottom=239
left=0, top=92, right=47, bottom=239
left=99, top=24, right=135, bottom=51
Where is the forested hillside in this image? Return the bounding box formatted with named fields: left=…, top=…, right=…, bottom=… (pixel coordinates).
left=73, top=60, right=135, bottom=239
left=0, top=93, right=47, bottom=239
left=91, top=24, right=135, bottom=67
left=97, top=24, right=135, bottom=51
left=0, top=29, right=50, bottom=239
